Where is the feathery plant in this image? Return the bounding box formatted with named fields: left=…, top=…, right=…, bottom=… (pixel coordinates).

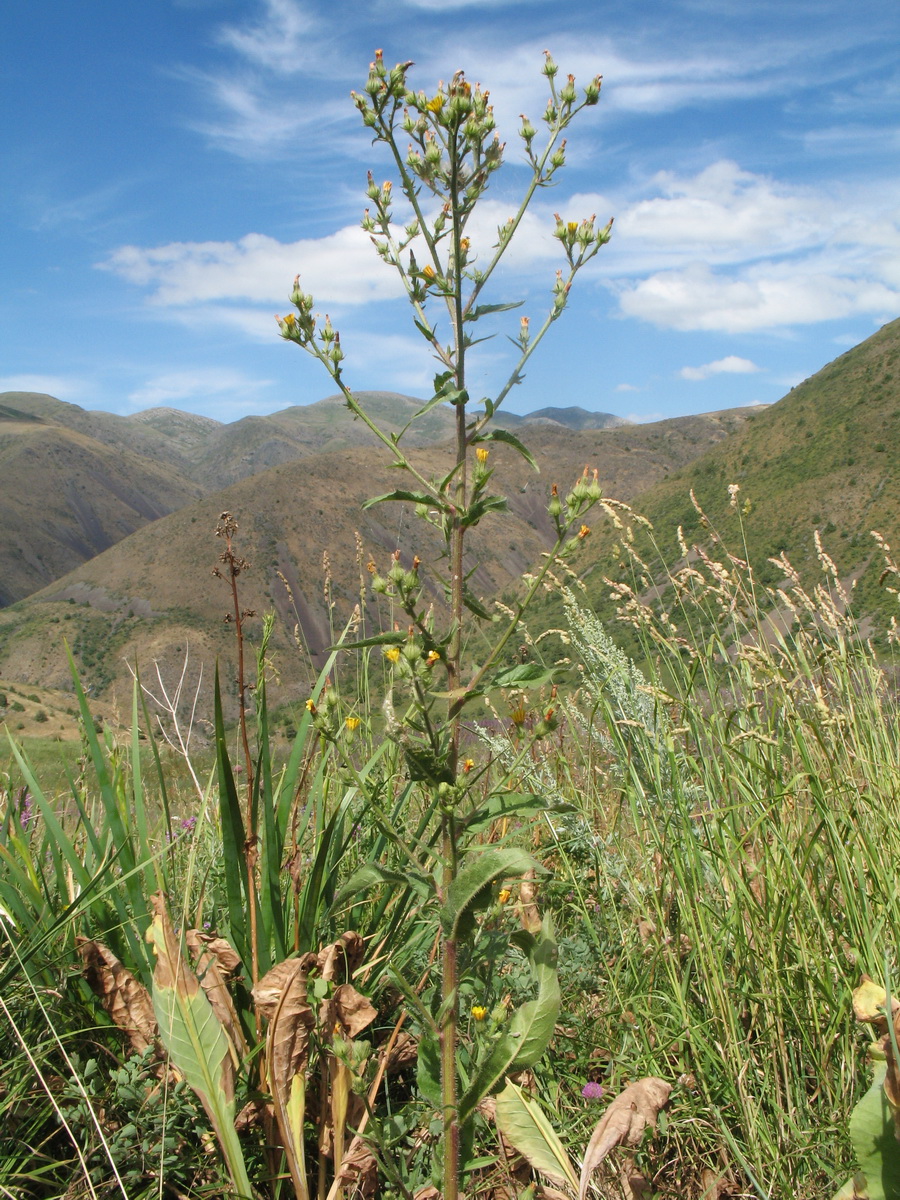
left=277, top=50, right=613, bottom=1198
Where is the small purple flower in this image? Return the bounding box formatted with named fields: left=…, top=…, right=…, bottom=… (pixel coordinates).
left=19, top=792, right=35, bottom=828
left=180, top=816, right=197, bottom=832
left=581, top=1081, right=604, bottom=1100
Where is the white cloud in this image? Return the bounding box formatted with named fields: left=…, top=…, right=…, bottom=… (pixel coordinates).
left=0, top=374, right=88, bottom=400
left=615, top=382, right=639, bottom=392
left=216, top=0, right=316, bottom=75
left=127, top=368, right=274, bottom=408
left=102, top=227, right=405, bottom=308
left=680, top=355, right=760, bottom=381
left=616, top=261, right=900, bottom=333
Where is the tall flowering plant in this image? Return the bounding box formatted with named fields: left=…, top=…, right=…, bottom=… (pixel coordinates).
left=278, top=51, right=612, bottom=1198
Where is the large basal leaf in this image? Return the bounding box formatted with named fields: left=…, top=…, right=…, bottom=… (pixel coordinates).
left=834, top=1058, right=900, bottom=1200
left=146, top=893, right=253, bottom=1199
left=494, top=1080, right=579, bottom=1191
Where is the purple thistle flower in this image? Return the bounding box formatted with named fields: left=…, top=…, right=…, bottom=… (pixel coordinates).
left=581, top=1081, right=604, bottom=1100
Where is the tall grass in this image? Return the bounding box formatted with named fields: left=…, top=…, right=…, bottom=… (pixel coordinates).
left=511, top=505, right=900, bottom=1196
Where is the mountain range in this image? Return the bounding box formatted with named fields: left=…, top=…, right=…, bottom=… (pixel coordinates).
left=1, top=315, right=898, bottom=730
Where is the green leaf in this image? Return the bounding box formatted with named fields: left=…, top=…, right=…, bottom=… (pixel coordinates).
left=834, top=1057, right=900, bottom=1199
left=362, top=489, right=438, bottom=510
left=462, top=792, right=576, bottom=833
left=473, top=428, right=539, bottom=472
left=466, top=300, right=525, bottom=320
left=495, top=1080, right=580, bottom=1191
left=458, top=918, right=560, bottom=1125
left=462, top=588, right=495, bottom=622
left=442, top=848, right=541, bottom=937
left=333, top=863, right=430, bottom=908
left=147, top=894, right=253, bottom=1199
left=491, top=663, right=558, bottom=689
left=330, top=631, right=407, bottom=651
left=461, top=494, right=508, bottom=529
left=417, top=1030, right=443, bottom=1108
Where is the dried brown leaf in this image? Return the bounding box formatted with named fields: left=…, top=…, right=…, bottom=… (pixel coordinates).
left=252, top=954, right=317, bottom=1021
left=334, top=1134, right=378, bottom=1197
left=579, top=1077, right=671, bottom=1200
left=384, top=1030, right=418, bottom=1072
left=76, top=937, right=158, bottom=1056
left=331, top=983, right=377, bottom=1038
left=317, top=932, right=365, bottom=982
left=518, top=871, right=542, bottom=935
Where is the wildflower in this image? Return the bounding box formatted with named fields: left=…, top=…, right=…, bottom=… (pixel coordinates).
left=306, top=698, right=317, bottom=714
left=497, top=888, right=511, bottom=905
left=346, top=716, right=361, bottom=731
left=471, top=1005, right=488, bottom=1021
left=582, top=1081, right=604, bottom=1100
left=475, top=447, right=490, bottom=464
left=578, top=524, right=591, bottom=539
left=463, top=758, right=475, bottom=773
left=385, top=646, right=401, bottom=663
left=180, top=816, right=197, bottom=833
left=425, top=649, right=441, bottom=666
left=423, top=264, right=436, bottom=280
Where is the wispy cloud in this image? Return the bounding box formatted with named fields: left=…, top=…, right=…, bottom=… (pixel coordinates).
left=679, top=355, right=760, bottom=381
left=216, top=0, right=317, bottom=74
left=127, top=368, right=275, bottom=408
left=0, top=374, right=88, bottom=400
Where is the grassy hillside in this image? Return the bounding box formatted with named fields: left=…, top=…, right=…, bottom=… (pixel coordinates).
left=0, top=405, right=758, bottom=718
left=569, top=317, right=900, bottom=649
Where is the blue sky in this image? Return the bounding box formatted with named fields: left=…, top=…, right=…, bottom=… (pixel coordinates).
left=2, top=0, right=899, bottom=424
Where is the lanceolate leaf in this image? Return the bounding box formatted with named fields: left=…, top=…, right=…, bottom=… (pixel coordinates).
left=494, top=1080, right=580, bottom=1192
left=491, top=663, right=558, bottom=689
left=146, top=893, right=253, bottom=1199
left=362, top=488, right=438, bottom=510
left=472, top=428, right=539, bottom=472
left=77, top=937, right=158, bottom=1057
left=442, top=848, right=541, bottom=937
left=457, top=918, right=560, bottom=1125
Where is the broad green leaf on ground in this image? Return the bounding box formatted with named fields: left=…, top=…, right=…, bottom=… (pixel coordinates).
left=834, top=1058, right=900, bottom=1200
left=494, top=1080, right=579, bottom=1191
left=146, top=893, right=253, bottom=1199
left=579, top=1077, right=672, bottom=1200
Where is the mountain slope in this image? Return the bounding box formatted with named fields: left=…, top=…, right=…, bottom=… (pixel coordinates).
left=580, top=317, right=900, bottom=642
left=0, top=405, right=759, bottom=710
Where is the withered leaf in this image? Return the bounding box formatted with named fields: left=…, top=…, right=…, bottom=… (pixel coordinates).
left=578, top=1077, right=671, bottom=1200
left=334, top=1134, right=378, bottom=1198
left=518, top=871, right=542, bottom=935
left=252, top=954, right=317, bottom=1021
left=76, top=937, right=158, bottom=1056
left=385, top=1031, right=418, bottom=1072
left=317, top=932, right=365, bottom=982
left=332, top=983, right=377, bottom=1037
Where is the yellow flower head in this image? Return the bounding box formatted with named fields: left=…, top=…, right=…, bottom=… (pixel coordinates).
left=578, top=524, right=591, bottom=539
left=426, top=650, right=441, bottom=666
left=471, top=1005, right=488, bottom=1021
left=305, top=698, right=317, bottom=714
left=497, top=888, right=511, bottom=905
left=345, top=716, right=361, bottom=731
left=422, top=264, right=436, bottom=280
left=385, top=645, right=401, bottom=663
left=475, top=447, right=490, bottom=464
left=427, top=93, right=445, bottom=112
left=463, top=758, right=475, bottom=774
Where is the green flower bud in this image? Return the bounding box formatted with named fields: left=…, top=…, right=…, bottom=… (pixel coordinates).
left=584, top=75, right=602, bottom=105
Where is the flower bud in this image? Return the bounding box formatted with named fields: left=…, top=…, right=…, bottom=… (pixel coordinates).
left=584, top=75, right=602, bottom=105
left=542, top=51, right=558, bottom=78
left=560, top=74, right=577, bottom=105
